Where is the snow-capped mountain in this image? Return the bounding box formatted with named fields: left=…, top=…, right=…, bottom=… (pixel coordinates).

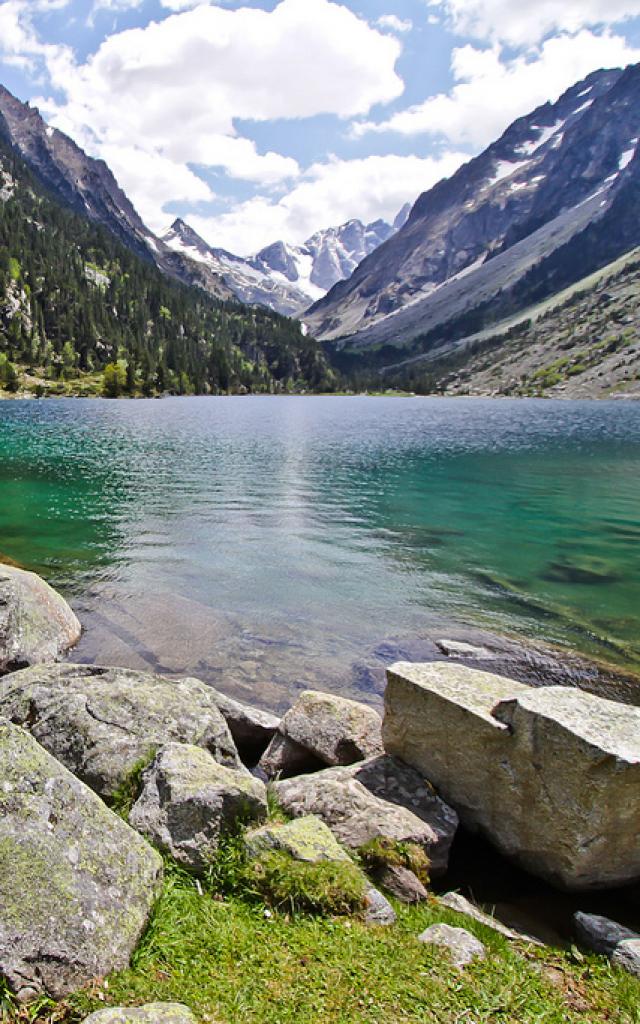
left=0, top=85, right=234, bottom=301
left=162, top=206, right=411, bottom=317
left=304, top=65, right=640, bottom=352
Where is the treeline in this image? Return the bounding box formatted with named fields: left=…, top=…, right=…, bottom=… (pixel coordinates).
left=0, top=137, right=335, bottom=395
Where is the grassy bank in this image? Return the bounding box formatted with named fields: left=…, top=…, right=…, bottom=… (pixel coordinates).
left=5, top=858, right=636, bottom=1024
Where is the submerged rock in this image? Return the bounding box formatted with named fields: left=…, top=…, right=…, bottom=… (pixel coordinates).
left=129, top=743, right=267, bottom=872
left=82, top=1005, right=197, bottom=1024
left=418, top=924, right=486, bottom=968
left=383, top=662, right=640, bottom=890
left=245, top=815, right=352, bottom=864
left=0, top=664, right=242, bottom=799
left=574, top=912, right=640, bottom=977
left=259, top=689, right=383, bottom=778
left=273, top=755, right=457, bottom=876
left=0, top=721, right=162, bottom=1002
left=0, top=564, right=80, bottom=673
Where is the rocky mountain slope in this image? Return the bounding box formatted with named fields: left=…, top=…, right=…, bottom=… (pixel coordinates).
left=380, top=248, right=640, bottom=398
left=306, top=65, right=640, bottom=370
left=0, top=86, right=234, bottom=301
left=163, top=206, right=410, bottom=317
left=0, top=130, right=333, bottom=396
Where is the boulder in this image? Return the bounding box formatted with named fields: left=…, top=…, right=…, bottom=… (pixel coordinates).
left=0, top=664, right=242, bottom=799
left=82, top=1005, right=197, bottom=1024
left=245, top=815, right=352, bottom=864
left=418, top=924, right=486, bottom=968
left=129, top=743, right=267, bottom=872
left=0, top=722, right=163, bottom=1003
left=206, top=686, right=280, bottom=762
left=258, top=732, right=325, bottom=779
left=383, top=662, right=640, bottom=889
left=574, top=912, right=640, bottom=978
left=259, top=690, right=383, bottom=777
left=0, top=564, right=80, bottom=673
left=273, top=755, right=458, bottom=876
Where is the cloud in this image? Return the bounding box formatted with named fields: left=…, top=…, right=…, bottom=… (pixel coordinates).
left=377, top=14, right=413, bottom=34
left=427, top=0, right=640, bottom=47
left=187, top=151, right=468, bottom=254
left=19, top=0, right=404, bottom=231
left=353, top=29, right=640, bottom=149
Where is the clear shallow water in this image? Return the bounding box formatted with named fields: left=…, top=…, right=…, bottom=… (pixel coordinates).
left=0, top=396, right=639, bottom=709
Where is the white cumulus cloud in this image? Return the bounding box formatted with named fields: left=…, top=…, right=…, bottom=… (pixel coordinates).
left=353, top=29, right=640, bottom=149
left=427, top=0, right=640, bottom=47
left=187, top=151, right=468, bottom=255
left=377, top=14, right=413, bottom=34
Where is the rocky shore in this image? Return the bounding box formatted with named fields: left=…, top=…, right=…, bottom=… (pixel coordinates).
left=0, top=562, right=638, bottom=1022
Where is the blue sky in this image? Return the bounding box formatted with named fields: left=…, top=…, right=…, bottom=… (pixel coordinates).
left=1, top=0, right=640, bottom=253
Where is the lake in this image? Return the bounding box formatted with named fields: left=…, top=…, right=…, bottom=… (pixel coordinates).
left=1, top=396, right=639, bottom=709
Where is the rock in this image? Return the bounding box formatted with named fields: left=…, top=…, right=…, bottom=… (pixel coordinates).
left=0, top=721, right=163, bottom=1002
left=383, top=662, right=640, bottom=889
left=375, top=864, right=428, bottom=903
left=574, top=913, right=640, bottom=977
left=129, top=743, right=267, bottom=872
left=364, top=886, right=397, bottom=925
left=259, top=690, right=383, bottom=777
left=258, top=732, right=325, bottom=779
left=440, top=892, right=541, bottom=944
left=273, top=755, right=458, bottom=876
left=0, top=664, right=242, bottom=799
left=82, top=1004, right=197, bottom=1024
left=245, top=815, right=352, bottom=863
left=0, top=564, right=81, bottom=673
left=418, top=924, right=486, bottom=968
left=205, top=686, right=280, bottom=762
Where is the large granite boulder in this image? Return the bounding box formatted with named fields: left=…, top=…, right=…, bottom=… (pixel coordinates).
left=0, top=664, right=241, bottom=799
left=259, top=690, right=383, bottom=777
left=0, top=722, right=162, bottom=1003
left=206, top=686, right=280, bottom=762
left=273, top=755, right=458, bottom=876
left=129, top=743, right=267, bottom=872
left=383, top=662, right=640, bottom=889
left=82, top=1005, right=197, bottom=1024
left=574, top=913, right=640, bottom=978
left=0, top=564, right=81, bottom=673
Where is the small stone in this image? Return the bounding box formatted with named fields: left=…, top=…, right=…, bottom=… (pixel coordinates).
left=364, top=885, right=397, bottom=926
left=258, top=732, right=325, bottom=779
left=245, top=815, right=352, bottom=863
left=129, top=743, right=267, bottom=872
left=81, top=1004, right=198, bottom=1024
left=440, top=892, right=542, bottom=944
left=574, top=912, right=640, bottom=978
left=418, top=924, right=486, bottom=968
left=376, top=864, right=428, bottom=903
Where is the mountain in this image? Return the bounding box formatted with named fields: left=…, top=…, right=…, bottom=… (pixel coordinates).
left=162, top=205, right=411, bottom=316
left=0, top=85, right=234, bottom=302
left=305, top=65, right=640, bottom=373
left=0, top=125, right=334, bottom=396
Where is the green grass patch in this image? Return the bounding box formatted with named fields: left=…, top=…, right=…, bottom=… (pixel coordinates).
left=109, top=751, right=156, bottom=820
left=49, top=863, right=639, bottom=1024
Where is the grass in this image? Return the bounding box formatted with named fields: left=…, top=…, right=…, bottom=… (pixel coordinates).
left=1, top=847, right=634, bottom=1024
left=41, top=861, right=637, bottom=1024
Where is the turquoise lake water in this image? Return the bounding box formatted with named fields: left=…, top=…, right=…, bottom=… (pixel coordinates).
left=0, top=396, right=638, bottom=708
